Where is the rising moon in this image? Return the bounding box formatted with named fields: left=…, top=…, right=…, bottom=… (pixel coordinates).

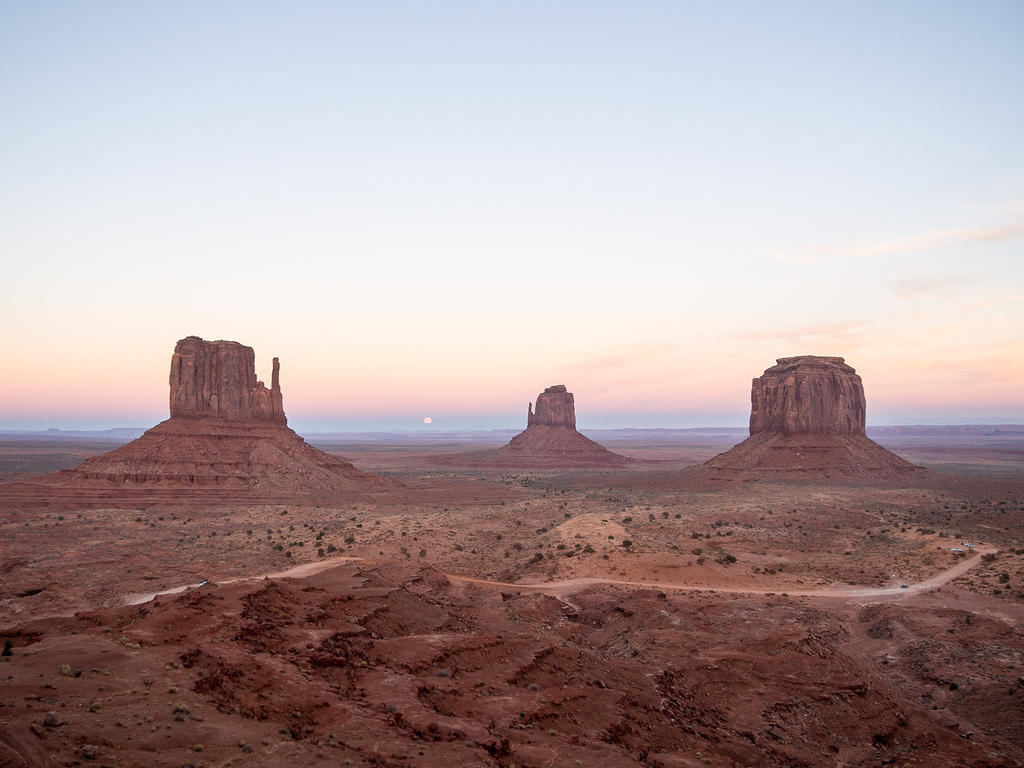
left=423, top=417, right=432, bottom=424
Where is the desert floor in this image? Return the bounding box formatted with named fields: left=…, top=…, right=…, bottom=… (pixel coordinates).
left=1, top=432, right=1023, bottom=767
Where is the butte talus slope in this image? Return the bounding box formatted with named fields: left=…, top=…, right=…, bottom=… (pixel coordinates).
left=703, top=356, right=921, bottom=479
left=441, top=385, right=629, bottom=468
left=3, top=336, right=382, bottom=503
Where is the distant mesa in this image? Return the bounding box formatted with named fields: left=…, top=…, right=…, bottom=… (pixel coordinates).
left=703, top=355, right=921, bottom=479
left=436, top=385, right=629, bottom=468
left=2, top=336, right=382, bottom=503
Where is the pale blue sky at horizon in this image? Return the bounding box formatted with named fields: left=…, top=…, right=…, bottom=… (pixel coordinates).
left=2, top=1, right=1023, bottom=432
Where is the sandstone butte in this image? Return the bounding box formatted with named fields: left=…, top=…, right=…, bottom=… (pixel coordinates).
left=6, top=336, right=382, bottom=502
left=703, top=356, right=921, bottom=479
left=443, top=385, right=630, bottom=468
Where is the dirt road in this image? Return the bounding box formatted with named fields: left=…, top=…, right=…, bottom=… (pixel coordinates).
left=123, top=555, right=362, bottom=605
left=124, top=548, right=992, bottom=607
left=446, top=547, right=993, bottom=600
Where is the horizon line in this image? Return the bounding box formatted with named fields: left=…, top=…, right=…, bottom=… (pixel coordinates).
left=3, top=420, right=1023, bottom=436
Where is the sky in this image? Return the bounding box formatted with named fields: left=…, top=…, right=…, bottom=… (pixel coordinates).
left=2, top=1, right=1023, bottom=432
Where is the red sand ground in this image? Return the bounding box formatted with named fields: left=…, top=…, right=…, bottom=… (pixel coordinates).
left=1, top=437, right=1023, bottom=767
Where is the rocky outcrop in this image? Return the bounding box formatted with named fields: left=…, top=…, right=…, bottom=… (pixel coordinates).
left=750, top=356, right=865, bottom=436
left=527, top=385, right=576, bottom=428
left=703, top=356, right=920, bottom=480
left=0, top=724, right=50, bottom=768
left=15, top=336, right=384, bottom=501
left=169, top=336, right=285, bottom=424
left=435, top=385, right=629, bottom=468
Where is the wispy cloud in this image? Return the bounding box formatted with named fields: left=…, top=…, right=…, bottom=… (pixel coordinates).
left=735, top=321, right=867, bottom=344
left=568, top=343, right=676, bottom=371
left=890, top=275, right=973, bottom=300
left=915, top=353, right=1024, bottom=385
left=814, top=219, right=1024, bottom=258
left=965, top=293, right=1024, bottom=311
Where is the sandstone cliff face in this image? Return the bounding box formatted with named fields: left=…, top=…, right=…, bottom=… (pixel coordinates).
left=702, top=355, right=919, bottom=479
left=433, top=384, right=629, bottom=467
left=750, top=356, right=865, bottom=436
left=497, top=385, right=628, bottom=466
left=17, top=335, right=384, bottom=499
left=527, top=385, right=576, bottom=428
left=169, top=336, right=285, bottom=424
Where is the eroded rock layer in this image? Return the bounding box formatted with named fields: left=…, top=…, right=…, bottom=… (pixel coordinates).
left=2, top=337, right=383, bottom=502
left=437, top=385, right=629, bottom=468
left=170, top=336, right=285, bottom=424
left=750, top=356, right=865, bottom=436
left=704, top=356, right=920, bottom=479
left=47, top=418, right=374, bottom=492
left=527, top=385, right=576, bottom=428
left=2, top=560, right=1014, bottom=768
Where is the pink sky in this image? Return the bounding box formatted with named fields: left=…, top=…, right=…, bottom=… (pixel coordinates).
left=3, top=4, right=1022, bottom=431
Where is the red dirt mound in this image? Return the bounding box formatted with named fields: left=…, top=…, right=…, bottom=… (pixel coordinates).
left=702, top=431, right=922, bottom=480
left=1, top=561, right=1018, bottom=767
